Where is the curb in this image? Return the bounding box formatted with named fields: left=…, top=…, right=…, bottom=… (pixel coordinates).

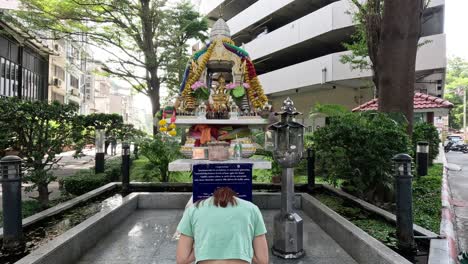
left=440, top=150, right=459, bottom=264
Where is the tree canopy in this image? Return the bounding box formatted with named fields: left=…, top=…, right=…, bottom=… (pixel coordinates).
left=444, top=57, right=468, bottom=129
left=342, top=0, right=427, bottom=133
left=17, top=0, right=208, bottom=135
left=0, top=98, right=82, bottom=207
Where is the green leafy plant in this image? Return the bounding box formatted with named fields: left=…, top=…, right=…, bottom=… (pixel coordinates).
left=140, top=135, right=182, bottom=182
left=62, top=170, right=108, bottom=196
left=61, top=158, right=123, bottom=196
left=0, top=98, right=83, bottom=208
left=412, top=122, right=441, bottom=165
left=313, top=112, right=410, bottom=203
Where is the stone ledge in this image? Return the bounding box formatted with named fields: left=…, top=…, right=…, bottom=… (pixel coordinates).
left=14, top=193, right=139, bottom=264
left=0, top=182, right=118, bottom=239
left=321, top=184, right=439, bottom=238
left=301, top=193, right=412, bottom=264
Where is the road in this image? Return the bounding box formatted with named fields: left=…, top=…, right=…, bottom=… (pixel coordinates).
left=0, top=146, right=123, bottom=210
left=446, top=151, right=468, bottom=253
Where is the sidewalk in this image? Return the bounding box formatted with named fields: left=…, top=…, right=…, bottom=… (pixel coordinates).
left=445, top=151, right=468, bottom=253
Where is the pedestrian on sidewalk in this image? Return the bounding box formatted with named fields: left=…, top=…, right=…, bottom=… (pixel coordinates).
left=110, top=136, right=117, bottom=156
left=176, top=187, right=269, bottom=264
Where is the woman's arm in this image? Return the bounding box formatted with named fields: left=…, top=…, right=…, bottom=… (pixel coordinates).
left=252, top=234, right=269, bottom=264
left=176, top=234, right=195, bottom=264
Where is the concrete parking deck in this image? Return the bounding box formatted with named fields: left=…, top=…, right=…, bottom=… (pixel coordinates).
left=76, top=209, right=357, bottom=264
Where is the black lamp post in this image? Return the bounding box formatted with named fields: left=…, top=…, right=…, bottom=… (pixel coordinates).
left=95, top=128, right=105, bottom=174
left=392, top=153, right=416, bottom=254
left=1, top=155, right=24, bottom=252
left=268, top=97, right=305, bottom=259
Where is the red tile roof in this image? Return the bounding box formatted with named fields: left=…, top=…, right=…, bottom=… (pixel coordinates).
left=352, top=93, right=454, bottom=112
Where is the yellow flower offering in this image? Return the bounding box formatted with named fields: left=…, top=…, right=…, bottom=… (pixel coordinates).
left=169, top=130, right=177, bottom=136
left=169, top=123, right=176, bottom=129
left=160, top=126, right=168, bottom=132
left=158, top=119, right=167, bottom=126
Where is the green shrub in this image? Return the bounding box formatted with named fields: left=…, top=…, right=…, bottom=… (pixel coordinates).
left=140, top=134, right=182, bottom=182
left=104, top=158, right=122, bottom=182
left=412, top=122, right=441, bottom=165
left=62, top=170, right=108, bottom=196
left=313, top=112, right=410, bottom=203
left=62, top=157, right=124, bottom=195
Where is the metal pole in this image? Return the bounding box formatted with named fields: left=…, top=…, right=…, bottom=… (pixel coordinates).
left=464, top=87, right=466, bottom=143
left=416, top=141, right=429, bottom=176
left=272, top=167, right=305, bottom=259
left=280, top=168, right=294, bottom=215
left=392, top=154, right=416, bottom=254
left=307, top=148, right=315, bottom=190
left=122, top=142, right=130, bottom=194
left=1, top=156, right=24, bottom=252
left=95, top=129, right=105, bottom=174
left=134, top=143, right=139, bottom=160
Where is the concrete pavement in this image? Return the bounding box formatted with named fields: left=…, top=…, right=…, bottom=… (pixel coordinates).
left=76, top=209, right=358, bottom=264
left=446, top=151, right=468, bottom=253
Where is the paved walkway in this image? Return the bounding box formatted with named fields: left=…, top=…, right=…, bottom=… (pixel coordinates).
left=76, top=209, right=357, bottom=264
left=446, top=151, right=468, bottom=253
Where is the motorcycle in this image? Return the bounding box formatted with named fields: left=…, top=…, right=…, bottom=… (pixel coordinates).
left=445, top=141, right=454, bottom=153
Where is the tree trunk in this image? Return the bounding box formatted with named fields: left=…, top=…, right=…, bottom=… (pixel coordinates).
left=149, top=87, right=160, bottom=137
left=160, top=168, right=168, bottom=182
left=377, top=0, right=423, bottom=135
left=37, top=182, right=49, bottom=209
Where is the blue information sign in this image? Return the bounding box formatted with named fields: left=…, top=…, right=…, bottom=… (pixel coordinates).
left=192, top=163, right=253, bottom=202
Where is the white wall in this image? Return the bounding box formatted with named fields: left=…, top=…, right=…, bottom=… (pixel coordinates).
left=243, top=1, right=353, bottom=60
left=260, top=34, right=446, bottom=94
left=227, top=0, right=295, bottom=35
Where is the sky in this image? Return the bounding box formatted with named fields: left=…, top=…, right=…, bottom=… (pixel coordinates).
left=445, top=0, right=468, bottom=60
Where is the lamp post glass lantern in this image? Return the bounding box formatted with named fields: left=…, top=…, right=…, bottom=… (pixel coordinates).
left=268, top=97, right=305, bottom=259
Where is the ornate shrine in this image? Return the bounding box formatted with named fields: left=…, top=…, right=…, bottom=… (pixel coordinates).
left=159, top=18, right=273, bottom=161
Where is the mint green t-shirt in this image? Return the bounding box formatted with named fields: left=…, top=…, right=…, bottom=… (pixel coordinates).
left=177, top=197, right=267, bottom=263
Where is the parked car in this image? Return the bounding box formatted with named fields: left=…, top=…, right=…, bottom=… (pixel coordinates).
left=447, top=135, right=463, bottom=143
left=445, top=135, right=468, bottom=153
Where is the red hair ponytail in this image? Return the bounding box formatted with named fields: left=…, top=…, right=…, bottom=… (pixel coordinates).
left=196, top=187, right=238, bottom=208
left=213, top=187, right=238, bottom=208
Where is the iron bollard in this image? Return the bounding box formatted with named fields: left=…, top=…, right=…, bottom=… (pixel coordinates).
left=392, top=154, right=416, bottom=253
left=134, top=143, right=139, bottom=160
left=416, top=141, right=429, bottom=176
left=95, top=129, right=105, bottom=174
left=307, top=148, right=315, bottom=191
left=1, top=155, right=24, bottom=252
left=122, top=142, right=131, bottom=194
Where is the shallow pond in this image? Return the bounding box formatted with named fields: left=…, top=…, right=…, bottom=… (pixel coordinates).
left=0, top=191, right=122, bottom=264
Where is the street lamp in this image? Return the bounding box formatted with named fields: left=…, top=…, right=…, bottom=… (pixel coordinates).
left=268, top=97, right=305, bottom=259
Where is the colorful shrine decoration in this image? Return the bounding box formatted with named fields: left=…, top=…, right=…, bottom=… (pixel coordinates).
left=160, top=18, right=272, bottom=160
left=178, top=18, right=269, bottom=112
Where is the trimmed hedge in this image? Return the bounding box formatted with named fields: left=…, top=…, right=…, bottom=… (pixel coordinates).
left=62, top=158, right=123, bottom=196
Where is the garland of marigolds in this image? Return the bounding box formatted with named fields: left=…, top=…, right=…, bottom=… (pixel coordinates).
left=243, top=59, right=268, bottom=109
left=182, top=42, right=216, bottom=109
left=221, top=39, right=268, bottom=109
left=181, top=37, right=268, bottom=110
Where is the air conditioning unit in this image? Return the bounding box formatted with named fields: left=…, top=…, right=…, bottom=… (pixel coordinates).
left=71, top=88, right=81, bottom=96
left=53, top=77, right=62, bottom=87
left=53, top=44, right=63, bottom=55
